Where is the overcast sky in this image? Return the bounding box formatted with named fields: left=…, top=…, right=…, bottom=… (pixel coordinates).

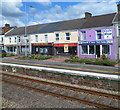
left=0, top=0, right=119, bottom=27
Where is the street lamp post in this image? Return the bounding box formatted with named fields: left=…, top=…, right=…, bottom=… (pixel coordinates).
left=24, top=3, right=34, bottom=56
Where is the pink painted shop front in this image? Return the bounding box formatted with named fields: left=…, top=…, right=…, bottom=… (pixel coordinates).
left=78, top=27, right=117, bottom=60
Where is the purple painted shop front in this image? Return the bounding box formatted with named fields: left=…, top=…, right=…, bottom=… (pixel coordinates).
left=78, top=27, right=117, bottom=60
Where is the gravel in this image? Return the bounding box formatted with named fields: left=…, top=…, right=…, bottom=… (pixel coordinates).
left=2, top=82, right=95, bottom=108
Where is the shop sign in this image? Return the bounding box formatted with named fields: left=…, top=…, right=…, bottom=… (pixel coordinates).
left=104, top=29, right=112, bottom=39
left=79, top=40, right=113, bottom=44
left=54, top=43, right=77, bottom=47
left=5, top=45, right=16, bottom=46
left=64, top=44, right=69, bottom=52
left=32, top=43, right=52, bottom=46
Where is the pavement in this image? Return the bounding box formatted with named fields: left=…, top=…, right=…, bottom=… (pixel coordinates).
left=1, top=56, right=120, bottom=74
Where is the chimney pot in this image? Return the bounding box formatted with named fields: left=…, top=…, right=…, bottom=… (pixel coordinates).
left=5, top=24, right=10, bottom=28
left=85, top=12, right=92, bottom=18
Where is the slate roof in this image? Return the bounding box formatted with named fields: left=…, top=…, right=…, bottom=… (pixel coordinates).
left=6, top=13, right=116, bottom=36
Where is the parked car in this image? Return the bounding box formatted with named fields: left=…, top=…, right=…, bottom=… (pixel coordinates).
left=0, top=50, right=6, bottom=57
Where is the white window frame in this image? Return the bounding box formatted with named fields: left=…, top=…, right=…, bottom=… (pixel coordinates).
left=45, top=35, right=48, bottom=42
left=35, top=35, right=38, bottom=42
left=9, top=37, right=11, bottom=43
left=18, top=37, right=20, bottom=42
left=15, top=37, right=16, bottom=43
left=81, top=31, right=86, bottom=40
left=96, top=30, right=102, bottom=40
left=66, top=33, right=70, bottom=40
left=56, top=33, right=59, bottom=41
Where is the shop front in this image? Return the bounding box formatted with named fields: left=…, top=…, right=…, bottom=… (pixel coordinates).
left=78, top=40, right=115, bottom=59
left=32, top=43, right=54, bottom=55
left=0, top=44, right=4, bottom=50
left=54, top=43, right=77, bottom=56
left=5, top=45, right=17, bottom=54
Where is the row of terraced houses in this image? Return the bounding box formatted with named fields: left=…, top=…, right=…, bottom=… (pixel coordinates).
left=0, top=4, right=120, bottom=60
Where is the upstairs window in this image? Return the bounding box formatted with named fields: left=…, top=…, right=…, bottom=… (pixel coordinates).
left=56, top=33, right=59, bottom=41
left=35, top=35, right=38, bottom=42
left=66, top=33, right=70, bottom=40
left=96, top=30, right=102, bottom=39
left=118, top=26, right=120, bottom=36
left=45, top=35, right=48, bottom=42
left=1, top=37, right=3, bottom=42
left=9, top=38, right=11, bottom=43
left=81, top=31, right=86, bottom=40
left=15, top=37, right=16, bottom=43
left=18, top=37, right=20, bottom=42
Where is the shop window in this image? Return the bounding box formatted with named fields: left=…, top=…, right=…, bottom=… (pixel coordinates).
left=81, top=31, right=86, bottom=40
left=118, top=26, right=120, bottom=36
left=96, top=30, right=102, bottom=39
left=81, top=45, right=88, bottom=54
left=89, top=45, right=94, bottom=54
left=102, top=45, right=110, bottom=55
left=56, top=34, right=59, bottom=41
left=40, top=48, right=43, bottom=53
left=35, top=35, right=38, bottom=42
left=43, top=48, right=48, bottom=53
left=14, top=47, right=16, bottom=52
left=66, top=33, right=70, bottom=40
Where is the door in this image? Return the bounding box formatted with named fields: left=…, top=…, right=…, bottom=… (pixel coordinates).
left=96, top=45, right=100, bottom=58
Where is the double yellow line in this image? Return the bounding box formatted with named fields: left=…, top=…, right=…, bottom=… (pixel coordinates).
left=1, top=60, right=120, bottom=74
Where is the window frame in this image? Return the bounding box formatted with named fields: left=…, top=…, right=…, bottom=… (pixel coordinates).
left=118, top=26, right=120, bottom=36
left=102, top=45, right=110, bottom=55
left=15, top=37, right=16, bottom=43
left=35, top=35, right=38, bottom=42
left=81, top=31, right=86, bottom=40
left=56, top=33, right=59, bottom=41
left=89, top=45, right=95, bottom=55
left=18, top=37, right=20, bottom=43
left=96, top=30, right=102, bottom=40
left=81, top=45, right=88, bottom=55
left=66, top=33, right=70, bottom=40
left=45, top=35, right=48, bottom=42
left=9, top=37, right=11, bottom=43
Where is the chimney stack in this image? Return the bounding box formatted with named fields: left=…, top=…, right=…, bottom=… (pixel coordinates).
left=5, top=24, right=10, bottom=28
left=85, top=12, right=92, bottom=18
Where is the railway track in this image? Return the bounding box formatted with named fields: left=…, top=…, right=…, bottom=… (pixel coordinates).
left=1, top=72, right=119, bottom=109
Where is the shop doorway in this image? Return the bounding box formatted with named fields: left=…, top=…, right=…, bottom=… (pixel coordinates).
left=96, top=45, right=100, bottom=58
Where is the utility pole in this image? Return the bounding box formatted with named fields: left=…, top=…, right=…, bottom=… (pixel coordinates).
left=24, top=3, right=34, bottom=56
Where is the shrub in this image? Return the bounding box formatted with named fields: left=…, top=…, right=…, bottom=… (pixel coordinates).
left=70, top=55, right=75, bottom=59
left=101, top=54, right=108, bottom=60
left=0, top=53, right=6, bottom=57
left=65, top=57, right=117, bottom=66
left=6, top=53, right=15, bottom=57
